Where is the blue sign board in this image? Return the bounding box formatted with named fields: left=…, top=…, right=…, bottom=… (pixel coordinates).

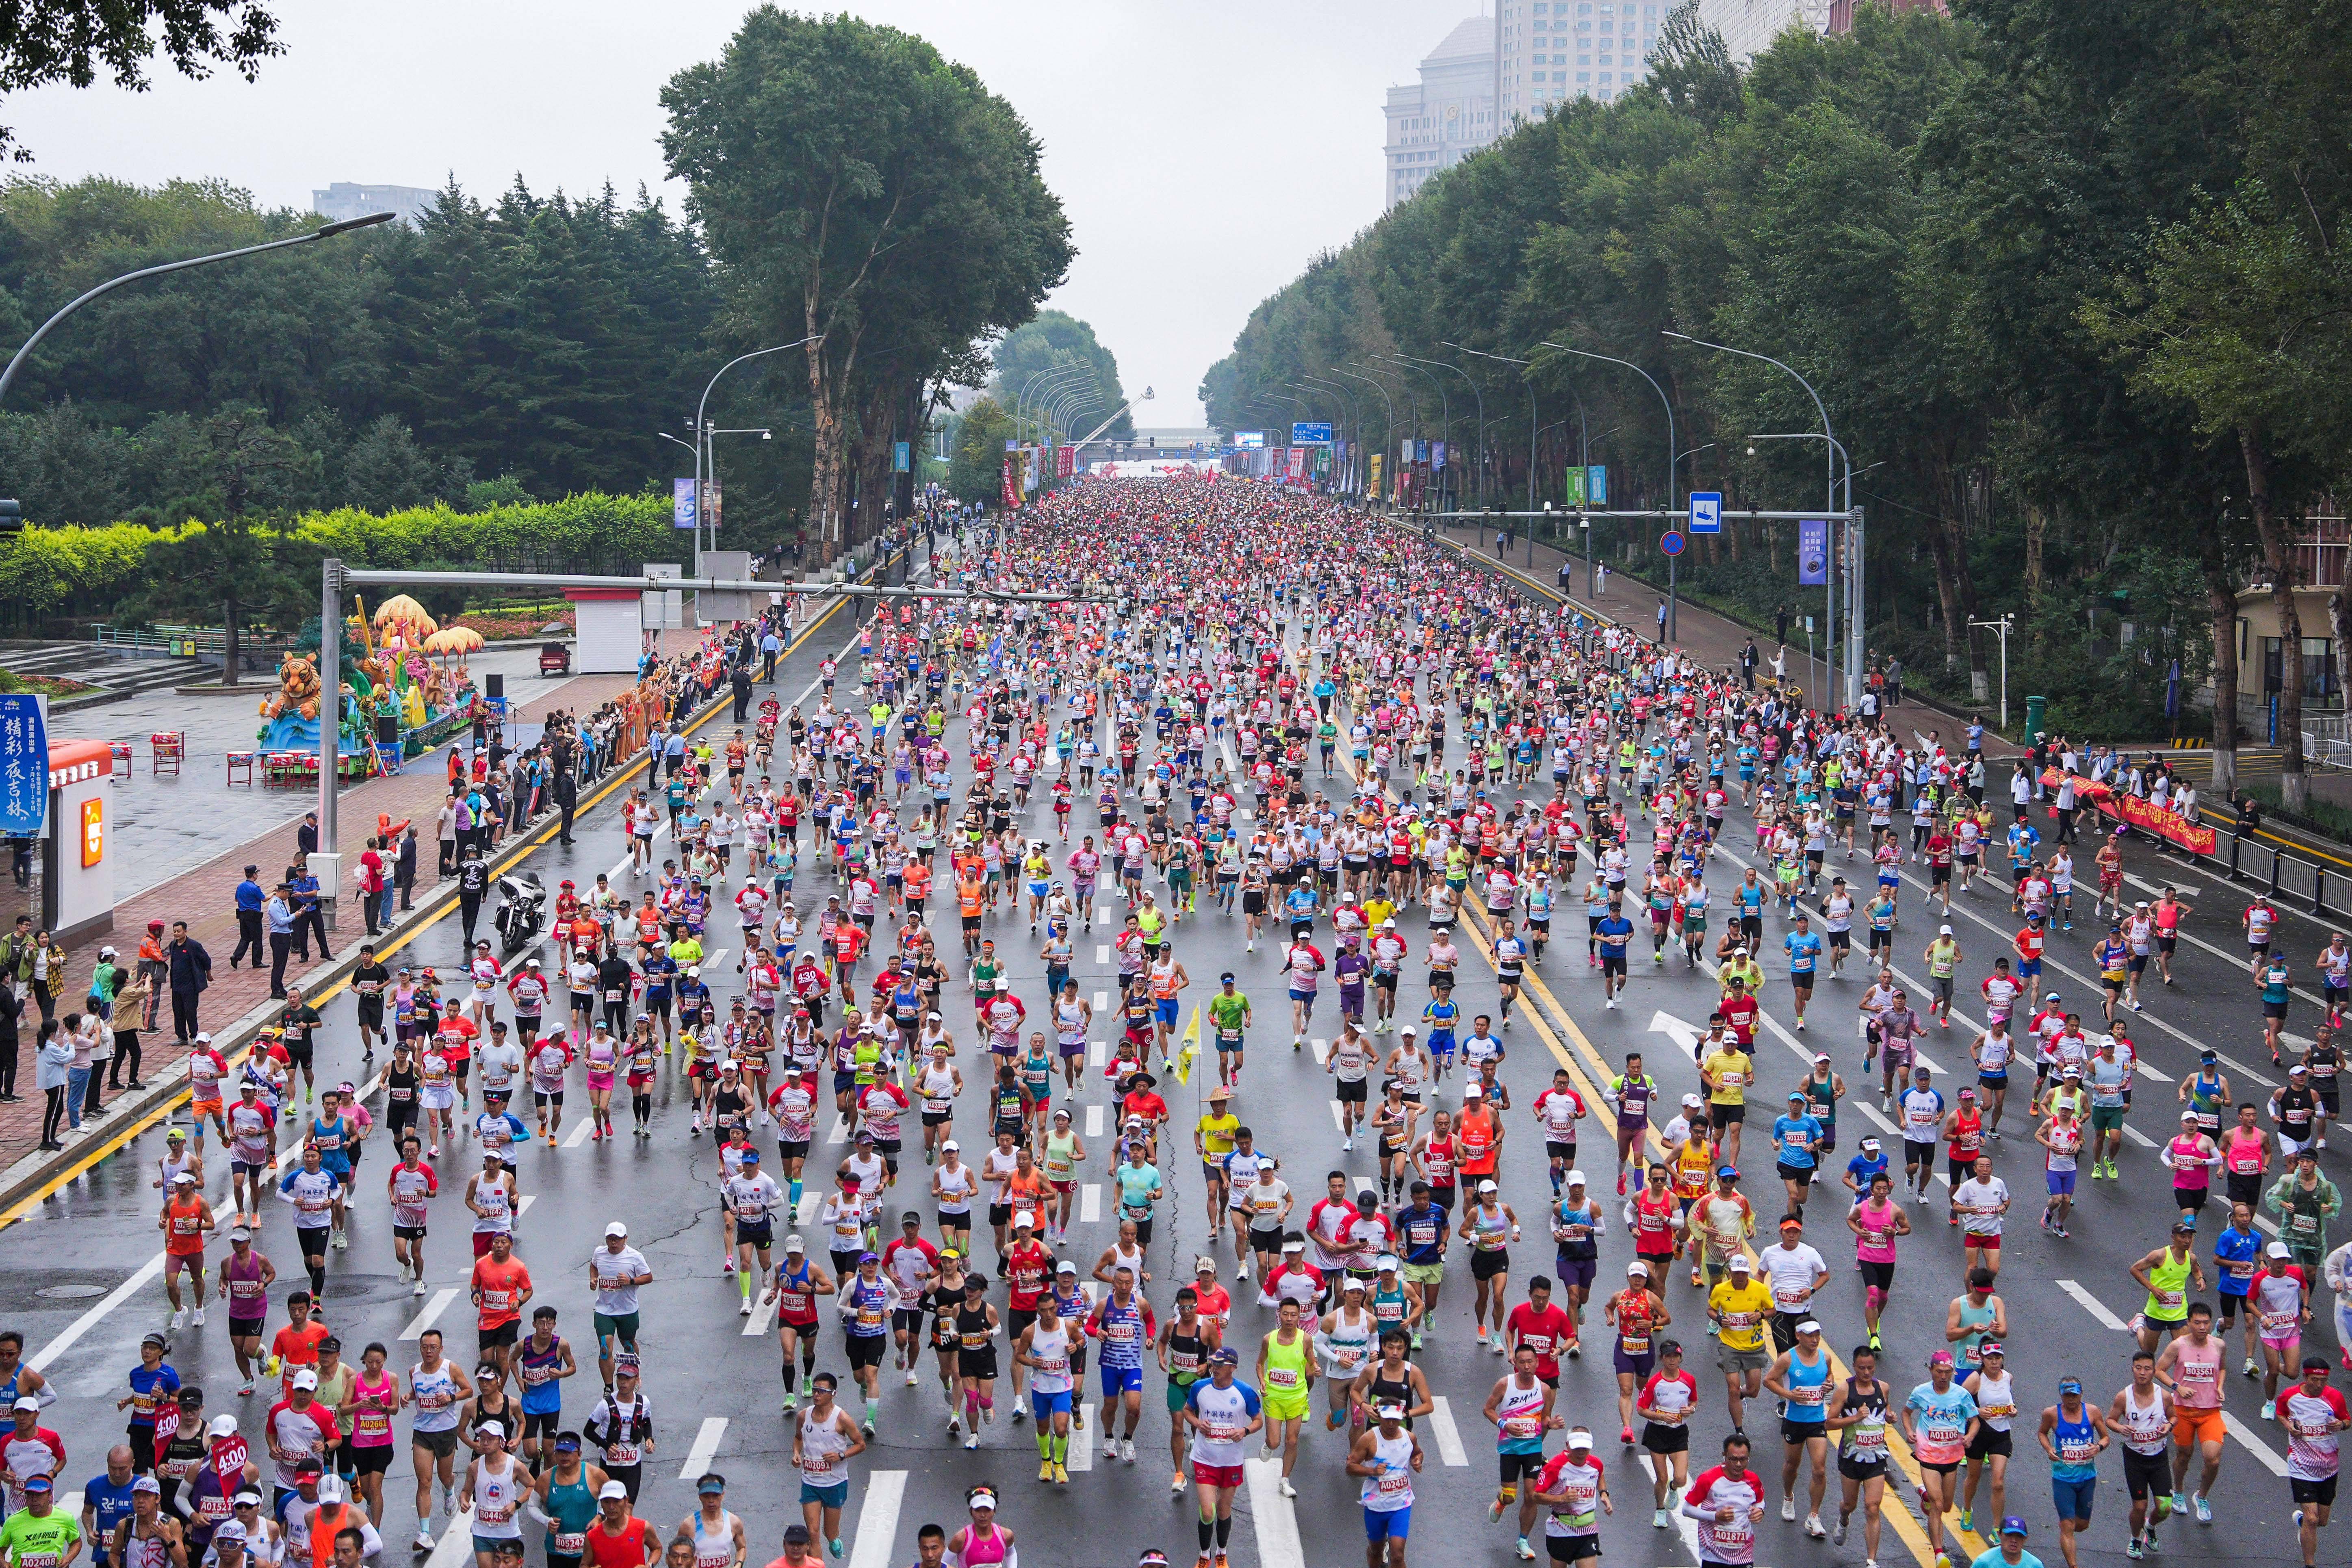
left=1798, top=518, right=1830, bottom=584
left=1290, top=422, right=1333, bottom=445
left=892, top=441, right=910, bottom=473
left=0, top=695, right=46, bottom=839
left=1588, top=465, right=1607, bottom=505
left=1688, top=490, right=1721, bottom=534
left=1659, top=530, right=1685, bottom=557
left=1235, top=431, right=1266, bottom=449
left=671, top=478, right=698, bottom=531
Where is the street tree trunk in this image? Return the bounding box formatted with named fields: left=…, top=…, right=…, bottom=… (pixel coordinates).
left=222, top=595, right=241, bottom=688
left=2243, top=425, right=2307, bottom=809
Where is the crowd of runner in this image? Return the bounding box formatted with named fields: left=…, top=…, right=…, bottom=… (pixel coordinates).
left=7, top=475, right=2352, bottom=1568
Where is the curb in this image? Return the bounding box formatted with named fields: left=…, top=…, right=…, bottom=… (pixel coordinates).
left=0, top=550, right=913, bottom=1223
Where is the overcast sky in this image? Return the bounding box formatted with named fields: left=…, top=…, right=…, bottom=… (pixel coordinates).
left=10, top=0, right=1489, bottom=425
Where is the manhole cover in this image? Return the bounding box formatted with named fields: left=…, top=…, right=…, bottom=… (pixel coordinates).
left=35, top=1285, right=104, bottom=1300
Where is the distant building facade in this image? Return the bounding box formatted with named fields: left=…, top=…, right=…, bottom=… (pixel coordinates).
left=311, top=183, right=438, bottom=227
left=1385, top=18, right=1498, bottom=210
left=1498, top=0, right=1663, bottom=123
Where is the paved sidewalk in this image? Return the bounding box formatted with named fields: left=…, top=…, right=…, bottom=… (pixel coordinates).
left=1422, top=516, right=2021, bottom=760
left=64, top=644, right=603, bottom=899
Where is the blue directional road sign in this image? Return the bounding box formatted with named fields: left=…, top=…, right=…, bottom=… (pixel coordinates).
left=1688, top=490, right=1722, bottom=534
left=1291, top=422, right=1333, bottom=445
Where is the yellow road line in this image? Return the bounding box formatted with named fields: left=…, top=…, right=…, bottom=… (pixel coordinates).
left=1299, top=638, right=1958, bottom=1568
left=0, top=574, right=880, bottom=1230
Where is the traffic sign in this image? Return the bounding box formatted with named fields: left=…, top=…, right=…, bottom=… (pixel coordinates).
left=1688, top=491, right=1721, bottom=534
left=1659, top=530, right=1686, bottom=556
left=1290, top=422, right=1333, bottom=445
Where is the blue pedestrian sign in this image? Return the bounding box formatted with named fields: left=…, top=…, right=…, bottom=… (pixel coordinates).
left=1688, top=491, right=1722, bottom=534
left=0, top=694, right=47, bottom=838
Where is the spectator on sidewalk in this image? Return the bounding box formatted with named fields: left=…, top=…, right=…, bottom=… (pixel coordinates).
left=1776, top=603, right=1793, bottom=646
left=165, top=922, right=210, bottom=1043
left=1741, top=639, right=1760, bottom=690
left=106, top=957, right=144, bottom=1092
left=265, top=883, right=295, bottom=1000
left=288, top=863, right=330, bottom=965
left=35, top=1018, right=70, bottom=1150
left=230, top=865, right=265, bottom=971
left=397, top=826, right=419, bottom=911
left=135, top=920, right=167, bottom=1034
left=296, top=811, right=319, bottom=859
left=356, top=839, right=387, bottom=939
left=0, top=978, right=22, bottom=1102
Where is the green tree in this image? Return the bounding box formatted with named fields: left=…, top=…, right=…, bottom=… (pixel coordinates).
left=991, top=310, right=1130, bottom=441
left=661, top=9, right=1071, bottom=561
left=0, top=1, right=281, bottom=161
left=946, top=396, right=1015, bottom=505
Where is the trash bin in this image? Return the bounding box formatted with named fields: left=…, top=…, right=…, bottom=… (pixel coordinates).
left=2024, top=695, right=2046, bottom=740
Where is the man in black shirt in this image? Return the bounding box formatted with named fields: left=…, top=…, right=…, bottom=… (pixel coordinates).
left=279, top=986, right=323, bottom=1102
left=350, top=943, right=391, bottom=1056
left=457, top=848, right=491, bottom=949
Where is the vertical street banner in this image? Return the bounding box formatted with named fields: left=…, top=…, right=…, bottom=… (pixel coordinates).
left=1564, top=468, right=1587, bottom=507
left=1588, top=465, right=1607, bottom=505
left=1056, top=444, right=1074, bottom=479
left=0, top=694, right=46, bottom=839
left=704, top=480, right=721, bottom=535
left=1798, top=518, right=1830, bottom=585
left=671, top=477, right=697, bottom=531
left=1370, top=453, right=1384, bottom=499
left=1432, top=440, right=1446, bottom=471
left=1287, top=447, right=1305, bottom=481
left=1001, top=458, right=1017, bottom=510
left=892, top=440, right=910, bottom=473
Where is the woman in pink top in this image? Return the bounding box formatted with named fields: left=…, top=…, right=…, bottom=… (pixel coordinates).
left=945, top=1488, right=1015, bottom=1568
left=340, top=1342, right=401, bottom=1521
left=2161, top=1113, right=2221, bottom=1223
left=1845, top=1173, right=1910, bottom=1351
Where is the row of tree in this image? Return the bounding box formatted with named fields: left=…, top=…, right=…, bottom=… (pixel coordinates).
left=1201, top=0, right=2352, bottom=805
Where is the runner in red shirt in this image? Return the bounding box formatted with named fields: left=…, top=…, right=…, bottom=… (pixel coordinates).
left=1505, top=1280, right=1578, bottom=1387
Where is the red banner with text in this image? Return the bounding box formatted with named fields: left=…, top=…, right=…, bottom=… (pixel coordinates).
left=2038, top=769, right=2216, bottom=856
left=1001, top=458, right=1017, bottom=510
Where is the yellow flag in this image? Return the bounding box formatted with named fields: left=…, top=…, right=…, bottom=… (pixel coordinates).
left=1174, top=1004, right=1201, bottom=1085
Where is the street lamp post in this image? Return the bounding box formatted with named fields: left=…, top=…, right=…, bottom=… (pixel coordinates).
left=0, top=211, right=399, bottom=408
left=695, top=335, right=822, bottom=571
left=1331, top=369, right=1396, bottom=507
left=1665, top=330, right=1858, bottom=707
left=1442, top=344, right=1538, bottom=547
left=1970, top=614, right=2014, bottom=731
left=1536, top=343, right=1677, bottom=638
left=1298, top=376, right=1362, bottom=499
left=1401, top=352, right=1486, bottom=509
left=1380, top=355, right=1451, bottom=514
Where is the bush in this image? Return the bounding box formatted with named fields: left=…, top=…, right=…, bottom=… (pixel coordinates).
left=0, top=492, right=675, bottom=631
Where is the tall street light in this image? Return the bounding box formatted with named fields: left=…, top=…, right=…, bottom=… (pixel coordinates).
left=0, top=210, right=398, bottom=408
left=1535, top=343, right=1678, bottom=637
left=1444, top=343, right=1539, bottom=545
left=1330, top=370, right=1396, bottom=506
left=1297, top=376, right=1361, bottom=498
left=1379, top=354, right=1451, bottom=512
left=1349, top=360, right=1425, bottom=512
left=1665, top=329, right=1858, bottom=707
left=1399, top=351, right=1485, bottom=508
left=695, top=335, right=822, bottom=570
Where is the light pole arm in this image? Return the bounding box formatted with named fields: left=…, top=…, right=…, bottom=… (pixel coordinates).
left=0, top=213, right=397, bottom=408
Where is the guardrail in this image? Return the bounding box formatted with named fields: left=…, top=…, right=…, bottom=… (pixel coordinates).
left=91, top=624, right=294, bottom=661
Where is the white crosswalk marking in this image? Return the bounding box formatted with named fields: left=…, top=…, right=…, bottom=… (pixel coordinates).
left=400, top=1288, right=459, bottom=1340
left=742, top=1292, right=777, bottom=1336
left=1098, top=905, right=1112, bottom=926
left=422, top=1511, right=479, bottom=1568
left=1086, top=1105, right=1103, bottom=1138
left=1093, top=991, right=1109, bottom=1011
left=797, top=1193, right=822, bottom=1224
left=564, top=1118, right=594, bottom=1147
left=1426, top=1396, right=1470, bottom=1466
left=845, top=1471, right=906, bottom=1568
left=1311, top=1038, right=1329, bottom=1064
left=1329, top=1100, right=1346, bottom=1131
left=678, top=1415, right=727, bottom=1479
left=827, top=1115, right=850, bottom=1145
left=2057, top=1280, right=2130, bottom=1331
left=1089, top=1039, right=1106, bottom=1067
left=1243, top=1457, right=1305, bottom=1568
left=1081, top=1185, right=1101, bottom=1223
left=1097, top=946, right=1111, bottom=964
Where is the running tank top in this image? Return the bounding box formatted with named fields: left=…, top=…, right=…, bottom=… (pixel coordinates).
left=689, top=1511, right=739, bottom=1568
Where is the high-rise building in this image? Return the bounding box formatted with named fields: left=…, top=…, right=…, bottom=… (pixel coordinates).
left=1383, top=18, right=1498, bottom=210
left=311, top=182, right=438, bottom=227
left=1498, top=0, right=1665, bottom=123
left=1697, top=0, right=1944, bottom=63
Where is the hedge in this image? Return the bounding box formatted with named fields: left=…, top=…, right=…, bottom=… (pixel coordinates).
left=0, top=493, right=679, bottom=627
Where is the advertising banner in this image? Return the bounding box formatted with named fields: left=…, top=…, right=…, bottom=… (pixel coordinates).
left=1432, top=440, right=1446, bottom=471
left=1055, top=444, right=1074, bottom=479
left=0, top=694, right=46, bottom=839
left=1370, top=453, right=1383, bottom=498
left=1798, top=518, right=1830, bottom=585
left=1001, top=458, right=1017, bottom=510
left=671, top=477, right=697, bottom=531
